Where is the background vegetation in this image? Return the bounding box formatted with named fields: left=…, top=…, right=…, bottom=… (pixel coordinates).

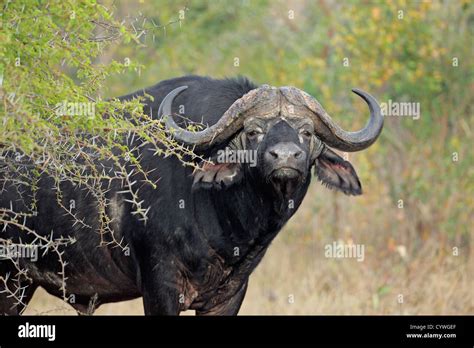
left=2, top=0, right=472, bottom=314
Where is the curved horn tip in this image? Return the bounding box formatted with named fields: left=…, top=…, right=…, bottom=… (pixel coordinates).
left=351, top=88, right=382, bottom=108
left=169, top=85, right=189, bottom=96
left=158, top=85, right=189, bottom=118
left=352, top=88, right=373, bottom=100
left=162, top=86, right=189, bottom=106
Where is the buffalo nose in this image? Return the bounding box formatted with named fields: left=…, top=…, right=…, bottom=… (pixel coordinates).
left=265, top=143, right=306, bottom=163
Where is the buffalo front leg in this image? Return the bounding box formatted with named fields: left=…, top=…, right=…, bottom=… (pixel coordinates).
left=196, top=281, right=248, bottom=316
left=140, top=261, right=182, bottom=315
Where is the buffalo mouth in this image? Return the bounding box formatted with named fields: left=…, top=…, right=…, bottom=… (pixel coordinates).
left=269, top=167, right=302, bottom=197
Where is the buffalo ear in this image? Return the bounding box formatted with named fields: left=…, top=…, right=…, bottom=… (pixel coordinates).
left=314, top=148, right=362, bottom=196
left=192, top=162, right=243, bottom=190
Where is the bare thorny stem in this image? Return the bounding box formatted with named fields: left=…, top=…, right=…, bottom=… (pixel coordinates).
left=1, top=206, right=76, bottom=308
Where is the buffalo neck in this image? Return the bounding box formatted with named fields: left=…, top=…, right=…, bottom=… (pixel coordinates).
left=201, top=171, right=312, bottom=264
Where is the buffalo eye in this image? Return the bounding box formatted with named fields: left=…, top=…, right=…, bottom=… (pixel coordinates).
left=246, top=129, right=262, bottom=139
left=300, top=129, right=312, bottom=138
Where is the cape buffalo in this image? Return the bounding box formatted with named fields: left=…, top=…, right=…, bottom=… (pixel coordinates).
left=0, top=75, right=383, bottom=315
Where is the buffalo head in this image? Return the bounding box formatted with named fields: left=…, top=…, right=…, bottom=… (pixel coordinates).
left=158, top=84, right=383, bottom=198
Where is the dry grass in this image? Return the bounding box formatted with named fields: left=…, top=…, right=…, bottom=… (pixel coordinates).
left=23, top=177, right=473, bottom=315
